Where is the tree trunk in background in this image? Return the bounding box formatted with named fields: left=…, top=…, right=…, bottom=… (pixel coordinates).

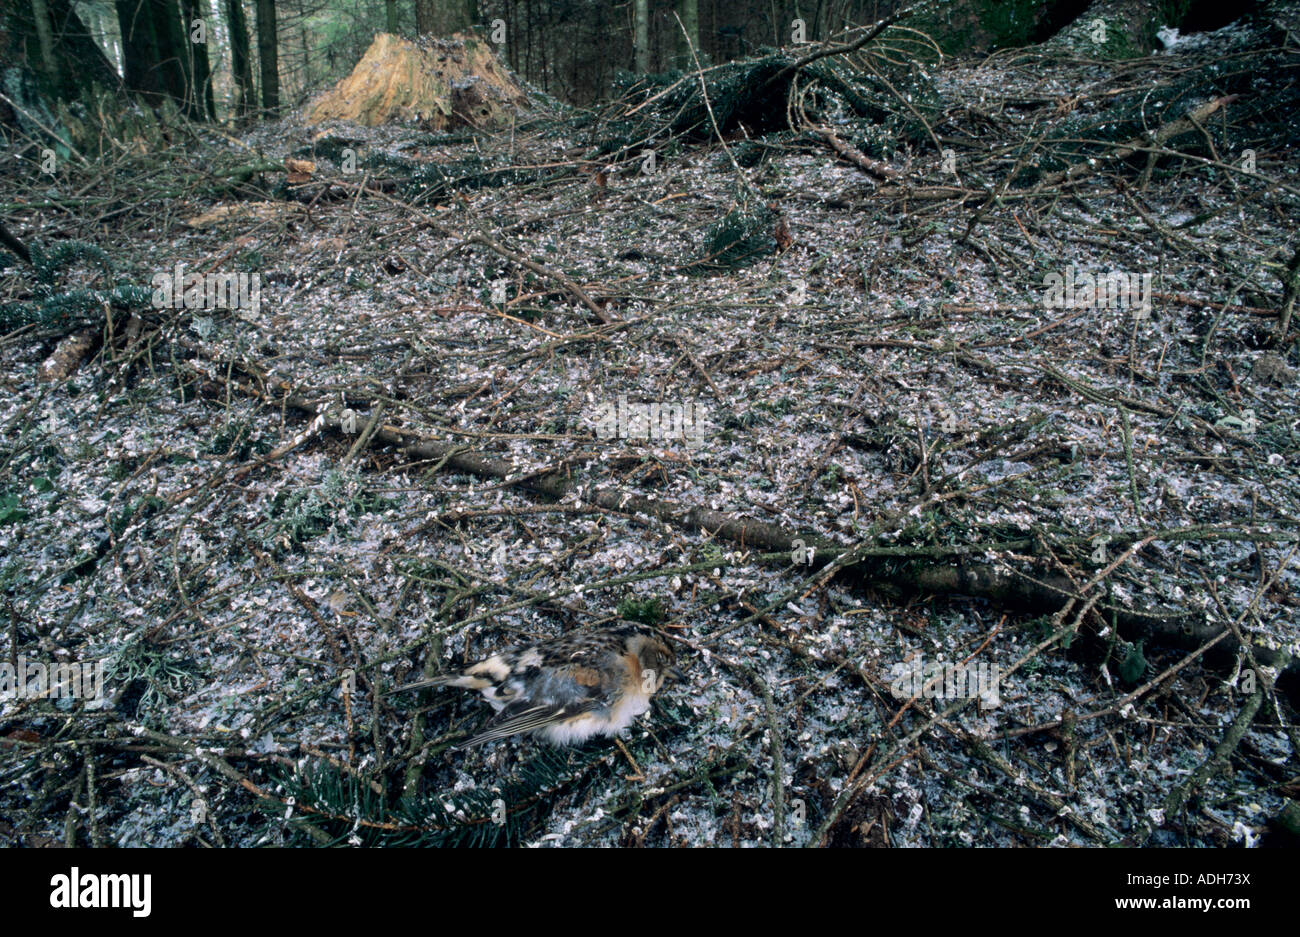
left=116, top=0, right=164, bottom=99
left=298, top=17, right=310, bottom=102
left=29, top=0, right=60, bottom=89
left=226, top=0, right=254, bottom=117
left=255, top=0, right=279, bottom=112
left=180, top=0, right=215, bottom=118
left=633, top=0, right=649, bottom=73
left=386, top=0, right=399, bottom=33
left=114, top=0, right=190, bottom=108
left=415, top=0, right=474, bottom=37
left=674, top=0, right=700, bottom=67
left=153, top=0, right=195, bottom=114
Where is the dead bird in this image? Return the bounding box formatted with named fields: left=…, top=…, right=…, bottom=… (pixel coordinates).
left=393, top=625, right=681, bottom=748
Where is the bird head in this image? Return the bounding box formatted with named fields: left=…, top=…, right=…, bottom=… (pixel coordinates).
left=627, top=629, right=683, bottom=690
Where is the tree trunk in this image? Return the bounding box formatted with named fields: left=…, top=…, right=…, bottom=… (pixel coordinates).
left=29, top=0, right=60, bottom=89
left=152, top=0, right=195, bottom=114
left=116, top=0, right=162, bottom=99
left=633, top=0, right=649, bottom=73
left=255, top=0, right=279, bottom=112
left=226, top=0, right=254, bottom=117
left=298, top=15, right=310, bottom=101
left=115, top=0, right=190, bottom=107
left=180, top=0, right=215, bottom=118
left=386, top=0, right=399, bottom=34
left=674, top=0, right=700, bottom=68
left=415, top=0, right=474, bottom=37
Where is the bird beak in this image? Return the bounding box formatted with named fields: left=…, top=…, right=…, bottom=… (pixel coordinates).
left=666, top=665, right=686, bottom=683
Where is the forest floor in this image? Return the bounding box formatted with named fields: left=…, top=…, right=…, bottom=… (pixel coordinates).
left=2, top=19, right=1298, bottom=846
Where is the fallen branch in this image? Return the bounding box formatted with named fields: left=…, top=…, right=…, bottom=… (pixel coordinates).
left=1035, top=95, right=1238, bottom=190
left=806, top=123, right=900, bottom=181
left=469, top=230, right=615, bottom=325
left=0, top=220, right=33, bottom=265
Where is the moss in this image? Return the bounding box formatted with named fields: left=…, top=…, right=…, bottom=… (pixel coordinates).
left=617, top=595, right=665, bottom=626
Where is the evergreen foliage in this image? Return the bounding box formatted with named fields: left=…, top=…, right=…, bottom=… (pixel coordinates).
left=270, top=741, right=615, bottom=846
left=0, top=239, right=149, bottom=331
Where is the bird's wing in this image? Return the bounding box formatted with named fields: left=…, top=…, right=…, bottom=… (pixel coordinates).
left=455, top=699, right=602, bottom=748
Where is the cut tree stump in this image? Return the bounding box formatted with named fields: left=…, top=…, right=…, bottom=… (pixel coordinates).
left=305, top=32, right=528, bottom=130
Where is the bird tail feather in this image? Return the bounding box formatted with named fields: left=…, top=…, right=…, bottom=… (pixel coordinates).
left=391, top=674, right=457, bottom=694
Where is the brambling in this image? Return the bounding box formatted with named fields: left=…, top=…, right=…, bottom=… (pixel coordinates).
left=394, top=625, right=680, bottom=748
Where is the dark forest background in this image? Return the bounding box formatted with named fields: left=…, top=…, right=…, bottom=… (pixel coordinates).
left=2, top=0, right=1254, bottom=124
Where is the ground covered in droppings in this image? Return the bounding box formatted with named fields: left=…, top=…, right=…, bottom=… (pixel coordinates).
left=2, top=18, right=1298, bottom=847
